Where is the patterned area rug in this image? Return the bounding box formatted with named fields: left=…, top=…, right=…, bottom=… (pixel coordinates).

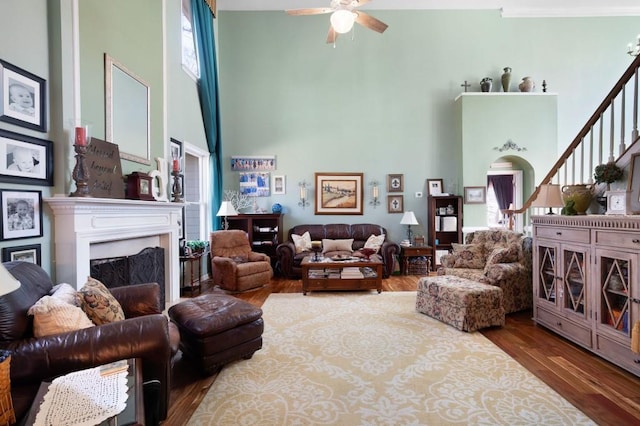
left=188, top=292, right=594, bottom=425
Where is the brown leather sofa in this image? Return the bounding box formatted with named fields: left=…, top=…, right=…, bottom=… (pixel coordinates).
left=276, top=223, right=399, bottom=278
left=0, top=261, right=174, bottom=423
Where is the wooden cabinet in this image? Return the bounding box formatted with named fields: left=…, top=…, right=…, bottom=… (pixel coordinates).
left=226, top=213, right=283, bottom=265
left=532, top=215, right=640, bottom=377
left=427, top=195, right=462, bottom=266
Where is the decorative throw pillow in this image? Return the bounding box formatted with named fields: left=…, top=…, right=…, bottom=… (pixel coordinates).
left=451, top=243, right=485, bottom=269
left=292, top=231, right=312, bottom=254
left=76, top=277, right=125, bottom=325
left=28, top=296, right=94, bottom=337
left=49, top=283, right=78, bottom=305
left=322, top=239, right=354, bottom=254
left=485, top=244, right=520, bottom=265
left=364, top=234, right=385, bottom=254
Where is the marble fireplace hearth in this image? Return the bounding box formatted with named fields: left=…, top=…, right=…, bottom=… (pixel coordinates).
left=45, top=196, right=183, bottom=307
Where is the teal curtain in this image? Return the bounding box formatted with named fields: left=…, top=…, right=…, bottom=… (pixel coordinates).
left=191, top=0, right=223, bottom=229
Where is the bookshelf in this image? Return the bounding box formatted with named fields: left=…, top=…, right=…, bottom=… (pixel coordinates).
left=427, top=195, right=463, bottom=266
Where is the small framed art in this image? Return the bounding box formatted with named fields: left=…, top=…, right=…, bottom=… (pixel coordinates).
left=2, top=243, right=41, bottom=265
left=0, top=128, right=53, bottom=186
left=427, top=178, right=444, bottom=196
left=388, top=195, right=404, bottom=213
left=464, top=186, right=486, bottom=204
left=387, top=174, right=403, bottom=192
left=0, top=59, right=46, bottom=132
left=0, top=189, right=42, bottom=240
left=272, top=175, right=285, bottom=195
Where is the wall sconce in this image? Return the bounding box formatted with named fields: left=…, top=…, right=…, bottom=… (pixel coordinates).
left=369, top=180, right=380, bottom=207
left=298, top=180, right=309, bottom=208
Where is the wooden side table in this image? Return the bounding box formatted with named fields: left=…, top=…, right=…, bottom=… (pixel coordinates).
left=180, top=251, right=205, bottom=296
left=400, top=245, right=433, bottom=275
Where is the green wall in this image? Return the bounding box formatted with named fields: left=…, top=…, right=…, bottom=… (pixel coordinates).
left=218, top=10, right=640, bottom=241
left=0, top=0, right=207, bottom=280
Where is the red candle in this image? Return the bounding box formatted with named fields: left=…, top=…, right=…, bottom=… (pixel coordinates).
left=75, top=127, right=86, bottom=146
left=172, top=159, right=180, bottom=172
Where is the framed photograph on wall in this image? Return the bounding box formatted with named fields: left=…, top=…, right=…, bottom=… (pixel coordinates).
left=315, top=172, right=363, bottom=215
left=628, top=153, right=640, bottom=213
left=0, top=189, right=42, bottom=240
left=0, top=128, right=53, bottom=186
left=2, top=243, right=41, bottom=265
left=464, top=186, right=486, bottom=204
left=426, top=178, right=444, bottom=196
left=387, top=174, right=403, bottom=192
left=239, top=172, right=270, bottom=197
left=272, top=175, right=285, bottom=194
left=0, top=59, right=46, bottom=132
left=387, top=195, right=404, bottom=213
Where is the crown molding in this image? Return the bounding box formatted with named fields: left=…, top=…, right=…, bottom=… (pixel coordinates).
left=501, top=7, right=640, bottom=18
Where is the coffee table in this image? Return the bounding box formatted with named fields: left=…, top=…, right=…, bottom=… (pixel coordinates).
left=301, top=256, right=383, bottom=295
left=23, top=358, right=143, bottom=426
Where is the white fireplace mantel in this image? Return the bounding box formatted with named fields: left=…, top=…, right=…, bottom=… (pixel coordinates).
left=45, top=195, right=183, bottom=306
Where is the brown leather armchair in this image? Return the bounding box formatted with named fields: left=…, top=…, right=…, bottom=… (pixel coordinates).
left=210, top=230, right=273, bottom=292
left=0, top=261, right=173, bottom=423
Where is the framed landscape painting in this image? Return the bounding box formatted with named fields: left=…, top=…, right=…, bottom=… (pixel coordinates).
left=315, top=172, right=363, bottom=215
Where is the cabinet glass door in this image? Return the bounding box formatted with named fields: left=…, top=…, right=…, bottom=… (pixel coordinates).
left=537, top=245, right=556, bottom=303
left=562, top=249, right=586, bottom=315
left=600, top=256, right=630, bottom=334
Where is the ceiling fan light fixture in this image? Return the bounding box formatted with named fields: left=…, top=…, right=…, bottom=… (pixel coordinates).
left=330, top=10, right=356, bottom=34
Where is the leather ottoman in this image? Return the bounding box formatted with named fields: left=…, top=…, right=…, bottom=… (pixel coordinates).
left=168, top=294, right=263, bottom=375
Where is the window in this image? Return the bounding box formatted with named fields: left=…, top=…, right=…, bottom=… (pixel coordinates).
left=183, top=143, right=210, bottom=242
left=181, top=0, right=200, bottom=79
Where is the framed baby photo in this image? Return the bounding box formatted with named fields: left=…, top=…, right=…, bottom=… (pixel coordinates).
left=0, top=128, right=53, bottom=186
left=387, top=195, right=404, bottom=213
left=0, top=189, right=42, bottom=240
left=0, top=59, right=46, bottom=132
left=2, top=243, right=41, bottom=265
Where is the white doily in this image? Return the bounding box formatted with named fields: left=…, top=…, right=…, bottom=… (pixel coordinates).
left=34, top=365, right=129, bottom=426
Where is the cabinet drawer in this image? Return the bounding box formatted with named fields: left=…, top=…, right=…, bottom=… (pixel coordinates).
left=535, top=226, right=590, bottom=244
left=595, top=334, right=640, bottom=375
left=535, top=307, right=592, bottom=348
left=594, top=230, right=640, bottom=250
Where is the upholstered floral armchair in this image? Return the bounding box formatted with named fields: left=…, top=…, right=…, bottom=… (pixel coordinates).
left=437, top=229, right=533, bottom=313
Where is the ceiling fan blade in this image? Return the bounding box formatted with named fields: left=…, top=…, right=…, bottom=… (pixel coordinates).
left=355, top=11, right=388, bottom=33
left=286, top=8, right=334, bottom=16
left=326, top=26, right=338, bottom=44
left=352, top=0, right=372, bottom=8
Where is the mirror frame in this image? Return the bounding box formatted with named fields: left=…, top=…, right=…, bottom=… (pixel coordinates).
left=104, top=53, right=151, bottom=165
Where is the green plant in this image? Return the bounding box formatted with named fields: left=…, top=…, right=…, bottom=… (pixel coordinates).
left=593, top=162, right=623, bottom=190
left=186, top=240, right=208, bottom=252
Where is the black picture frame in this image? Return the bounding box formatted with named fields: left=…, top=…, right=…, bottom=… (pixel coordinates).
left=0, top=189, right=43, bottom=240
left=0, top=59, right=46, bottom=132
left=2, top=243, right=41, bottom=265
left=0, top=128, right=53, bottom=186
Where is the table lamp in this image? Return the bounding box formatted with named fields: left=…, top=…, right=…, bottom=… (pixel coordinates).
left=216, top=201, right=238, bottom=230
left=531, top=184, right=564, bottom=214
left=400, top=211, right=419, bottom=244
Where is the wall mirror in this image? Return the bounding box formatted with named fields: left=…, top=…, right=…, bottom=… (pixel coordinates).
left=105, top=53, right=151, bottom=165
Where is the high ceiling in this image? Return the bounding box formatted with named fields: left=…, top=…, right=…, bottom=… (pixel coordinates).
left=217, top=0, right=640, bottom=17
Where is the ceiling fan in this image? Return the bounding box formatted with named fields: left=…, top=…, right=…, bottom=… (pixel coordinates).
left=286, top=0, right=388, bottom=44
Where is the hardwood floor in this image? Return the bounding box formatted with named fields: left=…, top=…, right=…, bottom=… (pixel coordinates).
left=167, top=276, right=640, bottom=425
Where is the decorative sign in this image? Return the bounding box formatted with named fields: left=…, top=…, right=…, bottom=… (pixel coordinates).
left=231, top=155, right=276, bottom=171
left=86, top=138, right=124, bottom=198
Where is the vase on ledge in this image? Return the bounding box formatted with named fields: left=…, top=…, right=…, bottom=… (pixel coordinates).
left=519, top=76, right=535, bottom=92
left=501, top=67, right=512, bottom=92
left=480, top=77, right=492, bottom=92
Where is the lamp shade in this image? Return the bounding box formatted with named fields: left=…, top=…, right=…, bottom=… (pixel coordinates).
left=0, top=263, right=21, bottom=297
left=330, top=10, right=356, bottom=34
left=400, top=211, right=419, bottom=226
left=531, top=184, right=564, bottom=208
left=216, top=201, right=238, bottom=217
